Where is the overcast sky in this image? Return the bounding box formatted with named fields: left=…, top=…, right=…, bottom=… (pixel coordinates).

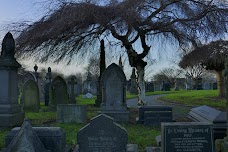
left=0, top=0, right=182, bottom=80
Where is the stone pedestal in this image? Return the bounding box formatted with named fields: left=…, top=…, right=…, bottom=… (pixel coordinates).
left=0, top=32, right=24, bottom=127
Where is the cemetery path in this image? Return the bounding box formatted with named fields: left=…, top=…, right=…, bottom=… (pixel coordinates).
left=126, top=94, right=192, bottom=122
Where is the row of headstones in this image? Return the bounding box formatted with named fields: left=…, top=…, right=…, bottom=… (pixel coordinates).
left=2, top=114, right=215, bottom=152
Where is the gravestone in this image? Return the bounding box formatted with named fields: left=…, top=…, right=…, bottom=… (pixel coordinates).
left=162, top=81, right=171, bottom=91
left=68, top=76, right=76, bottom=104
left=49, top=76, right=68, bottom=107
left=188, top=105, right=227, bottom=140
left=83, top=72, right=92, bottom=94
left=174, top=78, right=180, bottom=91
left=90, top=81, right=97, bottom=95
left=100, top=63, right=129, bottom=122
left=5, top=125, right=67, bottom=152
left=21, top=79, right=40, bottom=112
left=137, top=106, right=172, bottom=126
left=129, top=68, right=138, bottom=94
left=44, top=67, right=52, bottom=106
left=147, top=82, right=154, bottom=92
left=213, top=82, right=218, bottom=90
left=0, top=32, right=24, bottom=127
left=203, top=82, right=211, bottom=90
left=57, top=104, right=86, bottom=123
left=4, top=119, right=49, bottom=152
left=196, top=77, right=203, bottom=90
left=161, top=122, right=214, bottom=152
left=24, top=72, right=37, bottom=83
left=75, top=114, right=129, bottom=152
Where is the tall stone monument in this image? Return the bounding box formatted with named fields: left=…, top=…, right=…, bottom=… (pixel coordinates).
left=100, top=63, right=129, bottom=122
left=119, top=55, right=123, bottom=70
left=95, top=40, right=106, bottom=107
left=44, top=67, right=52, bottom=106
left=68, top=76, right=76, bottom=104
left=0, top=32, right=24, bottom=127
left=129, top=68, right=138, bottom=94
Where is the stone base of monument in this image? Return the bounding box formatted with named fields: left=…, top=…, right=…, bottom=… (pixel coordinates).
left=57, top=104, right=86, bottom=123
left=99, top=110, right=129, bottom=122
left=5, top=127, right=69, bottom=152
left=0, top=105, right=24, bottom=127
left=136, top=106, right=172, bottom=126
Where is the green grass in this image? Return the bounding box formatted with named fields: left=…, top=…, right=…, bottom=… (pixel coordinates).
left=159, top=90, right=226, bottom=110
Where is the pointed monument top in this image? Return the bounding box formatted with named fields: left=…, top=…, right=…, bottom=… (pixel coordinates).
left=1, top=32, right=15, bottom=58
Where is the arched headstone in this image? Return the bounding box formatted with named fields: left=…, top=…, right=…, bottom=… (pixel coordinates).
left=100, top=63, right=129, bottom=122
left=24, top=72, right=37, bottom=83
left=49, top=76, right=68, bottom=106
left=22, top=80, right=40, bottom=112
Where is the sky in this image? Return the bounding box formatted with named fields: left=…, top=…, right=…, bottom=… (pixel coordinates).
left=0, top=0, right=183, bottom=80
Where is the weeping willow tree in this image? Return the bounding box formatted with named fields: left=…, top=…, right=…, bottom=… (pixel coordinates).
left=179, top=40, right=228, bottom=97
left=15, top=0, right=227, bottom=105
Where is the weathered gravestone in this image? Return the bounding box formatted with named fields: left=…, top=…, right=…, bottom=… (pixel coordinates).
left=68, top=76, right=76, bottom=104
left=5, top=121, right=67, bottom=152
left=0, top=32, right=24, bottom=127
left=146, top=82, right=154, bottom=92
left=3, top=119, right=49, bottom=152
left=57, top=104, right=86, bottom=123
left=24, top=72, right=37, bottom=83
left=49, top=76, right=68, bottom=107
left=100, top=63, right=129, bottom=122
left=129, top=68, right=138, bottom=94
left=75, top=114, right=138, bottom=152
left=21, top=79, right=40, bottom=112
left=161, top=122, right=214, bottom=152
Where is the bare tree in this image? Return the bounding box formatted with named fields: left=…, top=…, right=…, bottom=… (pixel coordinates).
left=179, top=40, right=228, bottom=97
left=152, top=67, right=183, bottom=87
left=84, top=57, right=100, bottom=80
left=15, top=0, right=227, bottom=105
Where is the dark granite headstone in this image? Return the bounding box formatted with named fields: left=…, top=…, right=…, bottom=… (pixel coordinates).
left=49, top=76, right=68, bottom=107
left=137, top=106, right=172, bottom=126
left=77, top=114, right=128, bottom=152
left=213, top=82, right=218, bottom=90
left=161, top=122, right=214, bottom=152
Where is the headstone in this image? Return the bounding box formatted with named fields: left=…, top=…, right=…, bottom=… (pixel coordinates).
left=68, top=76, right=76, bottom=104
left=57, top=104, right=86, bottom=123
left=21, top=79, right=40, bottom=112
left=100, top=63, right=129, bottom=122
left=213, top=82, right=218, bottom=90
left=162, top=81, right=170, bottom=91
left=203, top=82, right=211, bottom=90
left=4, top=119, right=49, bottom=152
left=24, top=72, right=37, bottom=83
left=44, top=67, right=52, bottom=106
left=90, top=81, right=97, bottom=95
left=188, top=105, right=227, bottom=140
left=76, top=114, right=129, bottom=152
left=137, top=106, right=172, bottom=126
left=5, top=126, right=67, bottom=152
left=147, top=82, right=154, bottom=92
left=129, top=68, right=138, bottom=94
left=195, top=77, right=203, bottom=90
left=161, top=122, right=214, bottom=152
left=174, top=78, right=180, bottom=91
left=83, top=72, right=92, bottom=94
left=83, top=93, right=93, bottom=98
left=49, top=76, right=68, bottom=107
left=0, top=32, right=24, bottom=127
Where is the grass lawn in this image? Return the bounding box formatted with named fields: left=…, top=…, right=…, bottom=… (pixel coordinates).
left=159, top=90, right=226, bottom=110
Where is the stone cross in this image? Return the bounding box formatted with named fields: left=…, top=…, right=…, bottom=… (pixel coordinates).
left=44, top=67, right=52, bottom=106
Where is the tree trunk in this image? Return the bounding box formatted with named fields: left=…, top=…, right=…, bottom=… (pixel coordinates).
left=136, top=65, right=146, bottom=105
left=215, top=70, right=224, bottom=97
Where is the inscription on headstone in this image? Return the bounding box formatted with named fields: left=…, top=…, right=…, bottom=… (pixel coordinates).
left=162, top=122, right=214, bottom=152
left=77, top=114, right=128, bottom=152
